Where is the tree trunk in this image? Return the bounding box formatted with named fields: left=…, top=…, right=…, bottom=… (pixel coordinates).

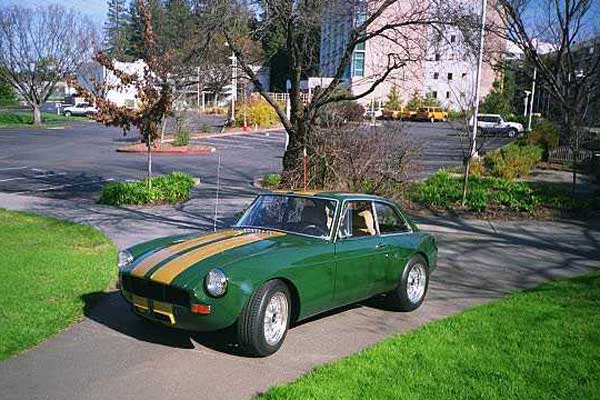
left=147, top=139, right=153, bottom=190
left=461, top=157, right=471, bottom=207
left=572, top=160, right=577, bottom=195
left=32, top=105, right=42, bottom=126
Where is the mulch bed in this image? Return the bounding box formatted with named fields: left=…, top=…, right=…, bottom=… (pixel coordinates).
left=117, top=142, right=215, bottom=155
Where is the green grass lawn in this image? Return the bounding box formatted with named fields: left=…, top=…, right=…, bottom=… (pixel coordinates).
left=260, top=272, right=600, bottom=400
left=0, top=111, right=88, bottom=128
left=0, top=210, right=116, bottom=361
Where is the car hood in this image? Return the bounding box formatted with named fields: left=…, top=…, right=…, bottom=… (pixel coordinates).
left=123, top=228, right=319, bottom=289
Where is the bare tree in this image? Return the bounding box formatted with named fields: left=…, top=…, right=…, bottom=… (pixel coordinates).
left=206, top=0, right=473, bottom=186
left=70, top=0, right=176, bottom=188
left=491, top=0, right=600, bottom=192
left=0, top=5, right=98, bottom=125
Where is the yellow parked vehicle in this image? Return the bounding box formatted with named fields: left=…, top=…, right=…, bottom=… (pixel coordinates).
left=382, top=109, right=398, bottom=120
left=398, top=108, right=417, bottom=121
left=415, top=107, right=448, bottom=122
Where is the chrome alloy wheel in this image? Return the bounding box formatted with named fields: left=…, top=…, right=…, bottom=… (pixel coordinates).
left=263, top=292, right=289, bottom=346
left=406, top=263, right=427, bottom=304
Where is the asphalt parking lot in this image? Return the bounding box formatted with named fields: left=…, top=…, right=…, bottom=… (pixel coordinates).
left=0, top=120, right=511, bottom=200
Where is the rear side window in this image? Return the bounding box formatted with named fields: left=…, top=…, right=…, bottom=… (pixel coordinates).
left=374, top=203, right=410, bottom=234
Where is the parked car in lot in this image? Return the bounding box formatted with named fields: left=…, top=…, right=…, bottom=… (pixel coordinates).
left=383, top=107, right=418, bottom=121
left=365, top=108, right=384, bottom=119
left=469, top=114, right=523, bottom=137
left=415, top=107, right=448, bottom=122
left=62, top=102, right=97, bottom=117
left=117, top=192, right=438, bottom=356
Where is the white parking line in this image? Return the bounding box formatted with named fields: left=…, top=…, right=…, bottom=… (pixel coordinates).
left=194, top=139, right=254, bottom=149
left=235, top=135, right=285, bottom=143
left=0, top=173, right=67, bottom=182
left=0, top=166, right=29, bottom=171
left=14, top=178, right=115, bottom=194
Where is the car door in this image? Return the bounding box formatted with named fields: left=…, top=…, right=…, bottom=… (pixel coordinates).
left=333, top=200, right=388, bottom=305
left=372, top=202, right=415, bottom=293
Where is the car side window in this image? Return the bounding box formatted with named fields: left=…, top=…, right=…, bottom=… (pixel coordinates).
left=374, top=203, right=410, bottom=234
left=338, top=201, right=376, bottom=239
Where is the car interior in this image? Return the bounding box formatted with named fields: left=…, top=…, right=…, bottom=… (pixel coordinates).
left=339, top=201, right=376, bottom=238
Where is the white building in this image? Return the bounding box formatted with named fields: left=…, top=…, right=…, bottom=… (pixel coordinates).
left=319, top=0, right=506, bottom=110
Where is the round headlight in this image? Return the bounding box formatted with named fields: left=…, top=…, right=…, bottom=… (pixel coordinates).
left=205, top=268, right=228, bottom=297
left=118, top=250, right=134, bottom=269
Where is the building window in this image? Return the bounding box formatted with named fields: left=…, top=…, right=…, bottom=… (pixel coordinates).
left=446, top=91, right=450, bottom=98
left=462, top=72, right=467, bottom=78
left=448, top=73, right=453, bottom=80
left=435, top=53, right=441, bottom=61
left=352, top=51, right=365, bottom=77
left=355, top=41, right=365, bottom=51
left=433, top=72, right=439, bottom=79
left=450, top=35, right=456, bottom=43
left=432, top=91, right=438, bottom=99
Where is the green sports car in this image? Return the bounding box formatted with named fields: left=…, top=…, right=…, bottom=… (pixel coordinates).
left=118, top=192, right=438, bottom=356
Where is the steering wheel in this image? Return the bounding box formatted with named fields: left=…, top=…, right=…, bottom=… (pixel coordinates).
left=300, top=224, right=328, bottom=237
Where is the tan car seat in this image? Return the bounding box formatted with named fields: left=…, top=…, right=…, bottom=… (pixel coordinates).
left=352, top=209, right=376, bottom=236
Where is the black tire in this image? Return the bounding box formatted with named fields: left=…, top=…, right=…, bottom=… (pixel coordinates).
left=386, top=255, right=429, bottom=311
left=64, top=111, right=72, bottom=117
left=507, top=128, right=518, bottom=138
left=237, top=280, right=291, bottom=357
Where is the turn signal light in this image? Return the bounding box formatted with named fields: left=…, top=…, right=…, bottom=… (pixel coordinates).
left=191, top=304, right=211, bottom=315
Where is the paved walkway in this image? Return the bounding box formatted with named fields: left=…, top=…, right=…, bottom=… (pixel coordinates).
left=1, top=192, right=599, bottom=400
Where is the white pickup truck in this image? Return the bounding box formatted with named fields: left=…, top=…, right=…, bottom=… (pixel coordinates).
left=469, top=114, right=524, bottom=137
left=62, top=103, right=98, bottom=117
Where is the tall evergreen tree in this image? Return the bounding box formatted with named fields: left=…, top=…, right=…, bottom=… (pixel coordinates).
left=125, top=0, right=166, bottom=60
left=103, top=0, right=130, bottom=60
left=163, top=0, right=194, bottom=52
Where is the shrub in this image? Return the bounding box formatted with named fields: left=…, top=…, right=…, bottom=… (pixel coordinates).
left=262, top=173, right=282, bottom=188
left=200, top=123, right=212, bottom=133
left=484, top=144, right=543, bottom=180
left=99, top=172, right=195, bottom=206
left=318, top=99, right=365, bottom=126
left=234, top=97, right=281, bottom=128
left=173, top=130, right=190, bottom=146
left=526, top=119, right=559, bottom=160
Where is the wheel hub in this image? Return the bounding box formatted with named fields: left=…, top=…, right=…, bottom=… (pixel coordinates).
left=263, top=292, right=289, bottom=346
left=407, top=263, right=426, bottom=303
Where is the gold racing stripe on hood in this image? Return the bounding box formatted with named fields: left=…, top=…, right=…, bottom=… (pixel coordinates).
left=130, top=230, right=242, bottom=278
left=150, top=231, right=286, bottom=284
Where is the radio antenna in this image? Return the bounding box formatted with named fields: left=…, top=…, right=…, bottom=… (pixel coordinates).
left=213, top=153, right=221, bottom=232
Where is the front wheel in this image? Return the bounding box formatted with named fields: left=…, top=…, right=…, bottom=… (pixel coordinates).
left=386, top=255, right=429, bottom=311
left=237, top=280, right=291, bottom=357
left=507, top=128, right=518, bottom=138
left=64, top=111, right=72, bottom=117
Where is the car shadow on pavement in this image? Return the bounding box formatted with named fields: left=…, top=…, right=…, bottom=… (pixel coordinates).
left=81, top=290, right=396, bottom=357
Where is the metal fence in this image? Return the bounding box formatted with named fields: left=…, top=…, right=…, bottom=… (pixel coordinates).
left=548, top=146, right=594, bottom=164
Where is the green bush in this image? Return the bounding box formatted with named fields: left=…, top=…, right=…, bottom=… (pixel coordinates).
left=200, top=123, right=212, bottom=133
left=408, top=171, right=598, bottom=214
left=526, top=119, right=559, bottom=160
left=173, top=130, right=190, bottom=146
left=484, top=144, right=543, bottom=180
left=262, top=173, right=282, bottom=188
left=99, top=172, right=195, bottom=206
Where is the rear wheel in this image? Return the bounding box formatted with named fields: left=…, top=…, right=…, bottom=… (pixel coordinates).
left=237, top=280, right=291, bottom=357
left=386, top=255, right=429, bottom=311
left=64, top=111, right=72, bottom=117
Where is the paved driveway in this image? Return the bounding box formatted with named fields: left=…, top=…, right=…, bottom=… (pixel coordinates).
left=0, top=192, right=598, bottom=400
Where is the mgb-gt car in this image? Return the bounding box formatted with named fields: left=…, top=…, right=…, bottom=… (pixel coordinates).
left=118, top=192, right=438, bottom=356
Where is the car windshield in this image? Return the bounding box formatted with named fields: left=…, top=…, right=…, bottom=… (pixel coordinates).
left=236, top=194, right=337, bottom=239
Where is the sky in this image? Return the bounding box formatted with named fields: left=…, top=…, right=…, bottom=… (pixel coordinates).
left=3, top=0, right=108, bottom=24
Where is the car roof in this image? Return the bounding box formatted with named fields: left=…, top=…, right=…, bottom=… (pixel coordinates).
left=267, top=190, right=392, bottom=203
left=478, top=113, right=500, bottom=117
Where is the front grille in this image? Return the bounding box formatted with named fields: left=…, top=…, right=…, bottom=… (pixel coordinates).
left=121, top=275, right=190, bottom=308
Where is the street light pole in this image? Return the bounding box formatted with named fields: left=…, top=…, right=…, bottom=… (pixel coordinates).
left=527, top=67, right=537, bottom=132
left=469, top=0, right=488, bottom=160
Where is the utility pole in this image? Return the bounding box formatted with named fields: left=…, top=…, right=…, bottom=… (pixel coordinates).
left=462, top=0, right=487, bottom=206
left=469, top=0, right=487, bottom=160
left=527, top=67, right=537, bottom=132
left=230, top=52, right=237, bottom=123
